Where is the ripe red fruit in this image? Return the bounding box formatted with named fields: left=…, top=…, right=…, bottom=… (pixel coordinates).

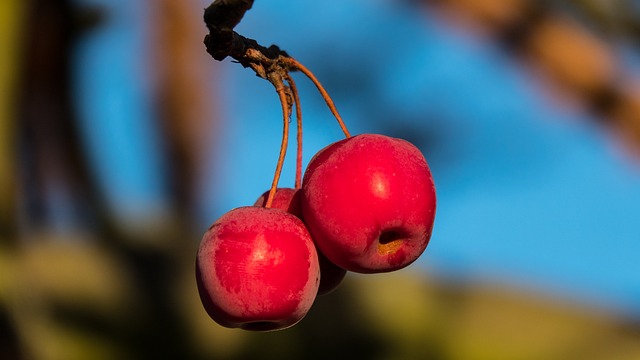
left=254, top=188, right=347, bottom=295
left=254, top=188, right=304, bottom=217
left=301, top=134, right=436, bottom=273
left=196, top=206, right=320, bottom=331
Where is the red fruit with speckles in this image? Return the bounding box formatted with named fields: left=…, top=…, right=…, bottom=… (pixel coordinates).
left=255, top=188, right=347, bottom=295
left=301, top=134, right=436, bottom=273
left=196, top=206, right=320, bottom=331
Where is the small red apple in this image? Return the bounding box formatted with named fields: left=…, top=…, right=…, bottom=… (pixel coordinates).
left=255, top=188, right=347, bottom=295
left=301, top=134, right=436, bottom=273
left=254, top=188, right=304, bottom=217
left=196, top=206, right=320, bottom=331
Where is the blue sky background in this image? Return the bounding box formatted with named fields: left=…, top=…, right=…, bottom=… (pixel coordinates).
left=72, top=0, right=640, bottom=318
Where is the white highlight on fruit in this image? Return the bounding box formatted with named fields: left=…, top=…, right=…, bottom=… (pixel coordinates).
left=371, top=172, right=390, bottom=200
left=251, top=234, right=283, bottom=266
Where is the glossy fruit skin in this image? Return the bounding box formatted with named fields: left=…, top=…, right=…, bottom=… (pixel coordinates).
left=301, top=134, right=436, bottom=273
left=196, top=206, right=320, bottom=331
left=255, top=188, right=347, bottom=295
left=254, top=188, right=304, bottom=218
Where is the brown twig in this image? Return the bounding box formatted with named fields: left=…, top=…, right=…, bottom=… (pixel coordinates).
left=203, top=0, right=352, bottom=201
left=285, top=73, right=303, bottom=189
left=203, top=0, right=288, bottom=69
left=283, top=58, right=352, bottom=138
left=264, top=78, right=292, bottom=208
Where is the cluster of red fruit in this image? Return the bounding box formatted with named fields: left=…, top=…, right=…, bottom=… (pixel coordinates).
left=196, top=60, right=436, bottom=332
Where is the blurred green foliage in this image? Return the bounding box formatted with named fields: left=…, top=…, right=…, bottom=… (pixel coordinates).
left=2, top=237, right=640, bottom=360
left=2, top=1, right=640, bottom=359
left=0, top=0, right=22, bottom=236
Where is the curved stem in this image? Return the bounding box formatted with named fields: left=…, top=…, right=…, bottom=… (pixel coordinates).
left=286, top=74, right=303, bottom=189
left=284, top=57, right=351, bottom=138
left=265, top=85, right=291, bottom=208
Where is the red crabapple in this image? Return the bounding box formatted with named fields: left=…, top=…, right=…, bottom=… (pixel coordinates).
left=255, top=188, right=347, bottom=295
left=254, top=188, right=303, bottom=217
left=301, top=134, right=436, bottom=273
left=196, top=206, right=320, bottom=331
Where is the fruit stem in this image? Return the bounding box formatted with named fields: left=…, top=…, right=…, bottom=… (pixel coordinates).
left=286, top=73, right=303, bottom=189
left=265, top=84, right=291, bottom=208
left=285, top=57, right=351, bottom=138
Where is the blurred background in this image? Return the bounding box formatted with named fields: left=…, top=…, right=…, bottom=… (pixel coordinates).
left=2, top=0, right=640, bottom=359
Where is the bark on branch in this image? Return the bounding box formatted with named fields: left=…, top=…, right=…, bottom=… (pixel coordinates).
left=201, top=0, right=351, bottom=139
left=203, top=0, right=289, bottom=70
